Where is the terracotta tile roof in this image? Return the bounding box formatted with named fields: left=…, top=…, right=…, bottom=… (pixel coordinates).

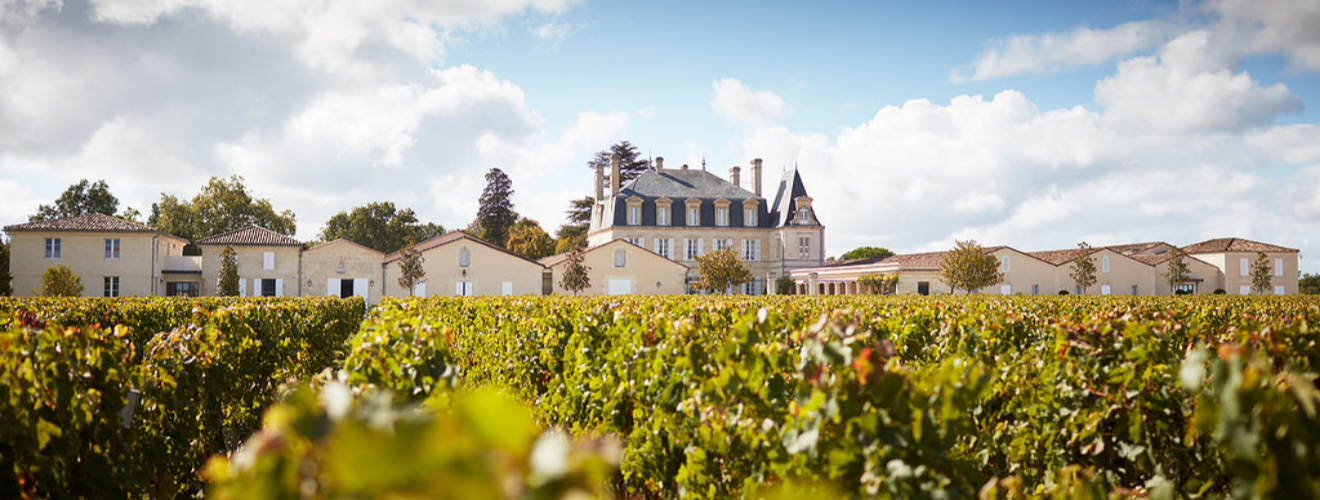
left=5, top=213, right=161, bottom=233
left=383, top=230, right=544, bottom=267
left=304, top=238, right=385, bottom=255
left=826, top=245, right=1008, bottom=271
left=1182, top=237, right=1299, bottom=254
left=196, top=225, right=301, bottom=246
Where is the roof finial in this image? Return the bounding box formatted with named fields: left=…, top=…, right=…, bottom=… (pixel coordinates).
left=702, top=156, right=706, bottom=171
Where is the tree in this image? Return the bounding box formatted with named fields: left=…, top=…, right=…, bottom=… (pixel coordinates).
left=39, top=265, right=84, bottom=297
left=857, top=273, right=898, bottom=295
left=1301, top=273, right=1320, bottom=295
left=1250, top=251, right=1273, bottom=295
left=776, top=276, right=795, bottom=295
left=319, top=202, right=444, bottom=254
left=559, top=246, right=591, bottom=295
left=937, top=240, right=1002, bottom=294
left=30, top=179, right=120, bottom=222
left=1069, top=242, right=1098, bottom=295
left=554, top=224, right=588, bottom=254
left=0, top=238, right=12, bottom=297
left=152, top=176, right=297, bottom=254
left=396, top=236, right=426, bottom=296
left=840, top=246, right=895, bottom=261
left=693, top=248, right=753, bottom=294
left=218, top=246, right=240, bottom=296
left=506, top=218, right=556, bottom=261
left=1162, top=247, right=1190, bottom=295
left=476, top=168, right=517, bottom=248
left=588, top=140, right=651, bottom=184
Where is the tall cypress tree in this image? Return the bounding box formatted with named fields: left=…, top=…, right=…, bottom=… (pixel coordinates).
left=476, top=168, right=517, bottom=248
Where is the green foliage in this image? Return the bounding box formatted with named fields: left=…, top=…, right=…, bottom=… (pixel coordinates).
left=559, top=246, right=591, bottom=295
left=318, top=201, right=444, bottom=254
left=40, top=264, right=84, bottom=297
left=1303, top=273, right=1320, bottom=295
left=1070, top=241, right=1098, bottom=295
left=477, top=168, right=517, bottom=248
left=1163, top=247, right=1191, bottom=292
left=1250, top=251, right=1273, bottom=295
left=777, top=275, right=795, bottom=295
left=839, top=246, right=895, bottom=261
left=0, top=296, right=364, bottom=498
left=0, top=238, right=11, bottom=296
left=29, top=179, right=119, bottom=222
left=938, top=239, right=1003, bottom=294
left=205, top=384, right=620, bottom=500
left=589, top=140, right=650, bottom=184
left=693, top=247, right=753, bottom=293
left=507, top=217, right=557, bottom=261
left=396, top=236, right=426, bottom=296
left=555, top=223, right=588, bottom=254
left=856, top=273, right=898, bottom=294
left=151, top=175, right=296, bottom=244
left=218, top=245, right=240, bottom=296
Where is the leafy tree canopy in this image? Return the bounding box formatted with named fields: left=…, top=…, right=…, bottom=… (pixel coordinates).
left=1162, top=247, right=1191, bottom=294
left=694, top=248, right=753, bottom=294
left=857, top=274, right=898, bottom=295
left=396, top=236, right=426, bottom=296
left=319, top=202, right=444, bottom=254
left=0, top=238, right=12, bottom=296
left=218, top=246, right=240, bottom=296
left=40, top=265, right=84, bottom=297
left=937, top=240, right=1003, bottom=294
left=840, top=246, right=895, bottom=261
left=558, top=246, right=591, bottom=295
left=1250, top=252, right=1273, bottom=295
left=506, top=218, right=556, bottom=261
left=151, top=176, right=296, bottom=249
left=588, top=140, right=651, bottom=184
left=1070, top=242, right=1098, bottom=295
left=1301, top=273, right=1320, bottom=295
left=30, top=179, right=121, bottom=222
left=554, top=224, right=588, bottom=255
left=476, top=168, right=516, bottom=248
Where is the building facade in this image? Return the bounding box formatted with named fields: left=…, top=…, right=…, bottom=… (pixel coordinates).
left=4, top=213, right=189, bottom=297
left=197, top=226, right=303, bottom=297
left=585, top=155, right=824, bottom=293
left=540, top=239, right=689, bottom=295
left=382, top=231, right=545, bottom=298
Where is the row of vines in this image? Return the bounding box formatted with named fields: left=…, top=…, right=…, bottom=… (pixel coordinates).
left=5, top=295, right=1320, bottom=498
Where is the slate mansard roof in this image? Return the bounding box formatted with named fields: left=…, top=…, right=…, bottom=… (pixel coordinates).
left=601, top=167, right=815, bottom=230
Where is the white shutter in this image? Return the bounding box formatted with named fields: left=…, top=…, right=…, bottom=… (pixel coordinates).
left=682, top=238, right=689, bottom=260
left=635, top=237, right=644, bottom=248
left=1240, top=258, right=1249, bottom=276
left=502, top=281, right=513, bottom=296
left=414, top=283, right=426, bottom=297
left=239, top=279, right=247, bottom=297
left=698, top=238, right=704, bottom=257
left=1000, top=284, right=1011, bottom=295
left=275, top=279, right=283, bottom=297
left=653, top=238, right=661, bottom=254
left=1101, top=285, right=1111, bottom=295
left=456, top=282, right=464, bottom=296
left=327, top=278, right=338, bottom=297
left=1275, top=258, right=1283, bottom=277
left=354, top=278, right=367, bottom=299
left=1240, top=285, right=1251, bottom=295
left=754, top=240, right=761, bottom=261
left=1275, top=285, right=1285, bottom=295
left=263, top=252, right=274, bottom=270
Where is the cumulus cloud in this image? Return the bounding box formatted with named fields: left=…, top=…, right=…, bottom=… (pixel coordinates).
left=710, top=78, right=788, bottom=128
left=1206, top=0, right=1320, bottom=72
left=958, top=21, right=1173, bottom=81
left=734, top=85, right=1318, bottom=260
left=1095, top=31, right=1300, bottom=133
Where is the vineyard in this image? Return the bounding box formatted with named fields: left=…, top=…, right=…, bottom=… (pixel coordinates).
left=4, top=295, right=1320, bottom=498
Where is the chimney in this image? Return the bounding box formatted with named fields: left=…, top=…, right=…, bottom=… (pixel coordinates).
left=595, top=159, right=604, bottom=201
left=610, top=152, right=621, bottom=196
left=751, top=158, right=763, bottom=196
left=730, top=166, right=741, bottom=188
left=655, top=156, right=664, bottom=171
left=681, top=163, right=689, bottom=170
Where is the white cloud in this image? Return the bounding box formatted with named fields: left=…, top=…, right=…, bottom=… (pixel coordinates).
left=0, top=179, right=35, bottom=233
left=1247, top=124, right=1320, bottom=164
left=1095, top=31, right=1300, bottom=133
left=959, top=21, right=1173, bottom=81
left=1207, top=0, right=1320, bottom=72
left=710, top=78, right=788, bottom=128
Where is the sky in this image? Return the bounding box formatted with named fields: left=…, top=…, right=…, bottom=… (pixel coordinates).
left=1, top=0, right=1318, bottom=272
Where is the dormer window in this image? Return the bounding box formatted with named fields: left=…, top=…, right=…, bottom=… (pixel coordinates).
left=716, top=208, right=728, bottom=226
left=685, top=199, right=702, bottom=227
left=628, top=205, right=640, bottom=225
left=742, top=199, right=759, bottom=227
left=656, top=197, right=672, bottom=226
left=798, top=208, right=810, bottom=224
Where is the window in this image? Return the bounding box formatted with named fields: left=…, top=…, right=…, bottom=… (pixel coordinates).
left=104, top=238, right=120, bottom=260
left=744, top=208, right=756, bottom=227
left=712, top=238, right=732, bottom=252
left=1000, top=284, right=1011, bottom=295
left=614, top=249, right=627, bottom=268
left=1240, top=258, right=1249, bottom=276
left=166, top=282, right=199, bottom=297
left=459, top=247, right=471, bottom=267
left=687, top=206, right=700, bottom=226
left=917, top=281, right=930, bottom=296
left=45, top=238, right=60, bottom=258
left=798, top=208, right=810, bottom=223
left=1239, top=285, right=1251, bottom=295
left=627, top=205, right=640, bottom=225
left=1275, top=285, right=1285, bottom=295
left=716, top=208, right=728, bottom=226
left=1031, top=284, right=1039, bottom=295
left=684, top=238, right=701, bottom=261
left=1131, top=285, right=1138, bottom=295
left=263, top=252, right=274, bottom=270
left=1101, top=256, right=1110, bottom=273
left=798, top=236, right=811, bottom=259
left=1275, top=258, right=1283, bottom=277
left=742, top=239, right=761, bottom=262
left=1000, top=255, right=1010, bottom=273
left=1178, top=284, right=1196, bottom=295
left=655, top=238, right=673, bottom=259
left=1101, top=285, right=1112, bottom=295
left=103, top=277, right=120, bottom=297
left=657, top=207, right=669, bottom=226
left=337, top=261, right=346, bottom=274
left=261, top=279, right=277, bottom=297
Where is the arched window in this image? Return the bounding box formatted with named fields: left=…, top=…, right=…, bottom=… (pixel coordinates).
left=1101, top=255, right=1110, bottom=273
left=459, top=247, right=471, bottom=267
left=1001, top=255, right=1010, bottom=273
left=614, top=249, right=627, bottom=268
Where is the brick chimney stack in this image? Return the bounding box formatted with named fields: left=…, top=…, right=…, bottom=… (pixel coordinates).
left=610, top=152, right=621, bottom=196
left=751, top=158, right=763, bottom=196
left=655, top=156, right=664, bottom=171
left=730, top=166, right=741, bottom=188
left=595, top=159, right=604, bottom=201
